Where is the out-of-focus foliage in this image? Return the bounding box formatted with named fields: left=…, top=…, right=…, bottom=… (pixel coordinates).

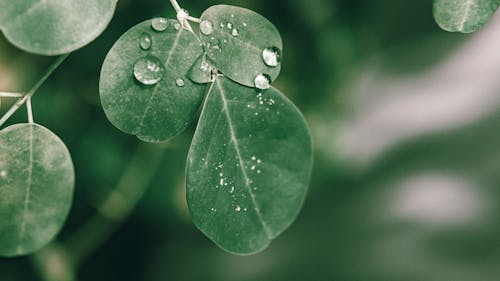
left=1, top=0, right=500, bottom=280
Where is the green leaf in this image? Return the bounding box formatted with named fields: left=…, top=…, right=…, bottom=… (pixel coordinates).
left=100, top=19, right=205, bottom=142
left=199, top=5, right=283, bottom=88
left=0, top=123, right=74, bottom=257
left=0, top=0, right=117, bottom=55
left=433, top=0, right=500, bottom=33
left=186, top=76, right=312, bottom=254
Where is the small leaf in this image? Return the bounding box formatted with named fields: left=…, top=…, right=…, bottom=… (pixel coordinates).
left=199, top=5, right=283, bottom=88
left=100, top=19, right=205, bottom=142
left=0, top=0, right=117, bottom=55
left=433, top=0, right=500, bottom=33
left=188, top=53, right=216, bottom=84
left=186, top=77, right=312, bottom=254
left=0, top=124, right=74, bottom=257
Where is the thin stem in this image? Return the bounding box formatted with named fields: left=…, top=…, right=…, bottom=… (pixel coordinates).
left=26, top=97, right=34, bottom=124
left=0, top=92, right=23, bottom=98
left=0, top=54, right=69, bottom=127
left=169, top=0, right=182, bottom=12
left=169, top=0, right=196, bottom=34
left=188, top=16, right=201, bottom=23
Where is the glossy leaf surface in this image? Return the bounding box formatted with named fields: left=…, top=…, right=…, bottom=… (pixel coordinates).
left=186, top=77, right=312, bottom=254
left=100, top=19, right=205, bottom=142
left=199, top=5, right=283, bottom=87
left=0, top=124, right=74, bottom=257
left=0, top=0, right=117, bottom=55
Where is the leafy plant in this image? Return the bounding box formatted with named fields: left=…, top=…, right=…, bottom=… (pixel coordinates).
left=433, top=0, right=500, bottom=33
left=0, top=0, right=312, bottom=257
left=100, top=2, right=312, bottom=254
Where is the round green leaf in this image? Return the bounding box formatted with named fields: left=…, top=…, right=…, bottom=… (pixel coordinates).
left=100, top=19, right=205, bottom=142
left=199, top=5, right=283, bottom=88
left=186, top=77, right=312, bottom=254
left=433, top=0, right=500, bottom=33
left=0, top=123, right=74, bottom=257
left=0, top=0, right=117, bottom=55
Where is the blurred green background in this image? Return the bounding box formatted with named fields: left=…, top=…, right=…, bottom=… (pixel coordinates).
left=2, top=0, right=500, bottom=280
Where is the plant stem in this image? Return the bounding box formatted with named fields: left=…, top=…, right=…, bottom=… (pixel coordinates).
left=0, top=92, right=23, bottom=98
left=169, top=0, right=196, bottom=34
left=0, top=54, right=69, bottom=127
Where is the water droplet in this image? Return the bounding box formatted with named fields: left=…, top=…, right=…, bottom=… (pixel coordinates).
left=220, top=23, right=224, bottom=28
left=243, top=208, right=247, bottom=212
left=254, top=74, right=271, bottom=90
left=227, top=22, right=233, bottom=29
left=251, top=156, right=256, bottom=160
left=174, top=21, right=181, bottom=30
left=235, top=205, right=241, bottom=212
left=151, top=17, right=168, bottom=32
left=229, top=186, right=235, bottom=193
left=177, top=9, right=189, bottom=22
left=0, top=170, right=7, bottom=178
left=210, top=207, right=217, bottom=212
left=243, top=22, right=247, bottom=27
left=176, top=78, right=185, bottom=87
left=262, top=47, right=282, bottom=67
left=232, top=28, right=239, bottom=36
left=139, top=32, right=152, bottom=50
left=200, top=20, right=214, bottom=35
left=134, top=55, right=165, bottom=85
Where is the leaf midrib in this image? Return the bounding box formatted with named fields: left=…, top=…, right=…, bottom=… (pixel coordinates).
left=215, top=78, right=273, bottom=239
left=17, top=125, right=34, bottom=253
left=136, top=28, right=184, bottom=135
left=458, top=0, right=474, bottom=31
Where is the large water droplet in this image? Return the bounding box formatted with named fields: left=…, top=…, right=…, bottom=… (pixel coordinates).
left=232, top=28, right=239, bottom=36
left=262, top=47, right=282, bottom=67
left=176, top=78, right=185, bottom=87
left=174, top=21, right=181, bottom=30
left=139, top=32, right=152, bottom=50
left=134, top=55, right=165, bottom=85
left=200, top=20, right=214, bottom=35
left=151, top=17, right=168, bottom=32
left=254, top=74, right=271, bottom=90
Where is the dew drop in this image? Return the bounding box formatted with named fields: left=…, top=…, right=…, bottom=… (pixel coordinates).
left=235, top=205, right=241, bottom=212
left=151, top=17, right=168, bottom=32
left=200, top=20, right=214, bottom=35
left=254, top=74, right=271, bottom=90
left=134, top=55, right=165, bottom=85
left=262, top=47, right=282, bottom=67
left=0, top=170, right=7, bottom=178
left=139, top=32, right=152, bottom=50
left=227, top=22, right=233, bottom=29
left=174, top=21, right=181, bottom=30
left=176, top=78, right=185, bottom=87
left=232, top=28, right=239, bottom=36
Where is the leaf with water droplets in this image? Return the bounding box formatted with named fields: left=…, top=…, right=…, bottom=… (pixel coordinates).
left=0, top=0, right=117, bottom=55
left=186, top=77, right=312, bottom=254
left=100, top=19, right=205, bottom=142
left=0, top=124, right=74, bottom=257
left=199, top=5, right=283, bottom=88
left=433, top=0, right=500, bottom=33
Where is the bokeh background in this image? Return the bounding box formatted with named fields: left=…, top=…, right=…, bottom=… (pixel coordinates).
left=2, top=0, right=500, bottom=280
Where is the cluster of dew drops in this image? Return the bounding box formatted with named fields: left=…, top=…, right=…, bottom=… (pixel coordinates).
left=198, top=16, right=282, bottom=90
left=132, top=12, right=282, bottom=91
left=133, top=18, right=185, bottom=87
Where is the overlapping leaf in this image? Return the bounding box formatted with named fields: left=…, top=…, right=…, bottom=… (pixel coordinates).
left=186, top=77, right=312, bottom=254
left=0, top=124, right=74, bottom=257
left=199, top=5, right=283, bottom=87
left=100, top=19, right=205, bottom=142
left=433, top=0, right=500, bottom=33
left=0, top=0, right=117, bottom=55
